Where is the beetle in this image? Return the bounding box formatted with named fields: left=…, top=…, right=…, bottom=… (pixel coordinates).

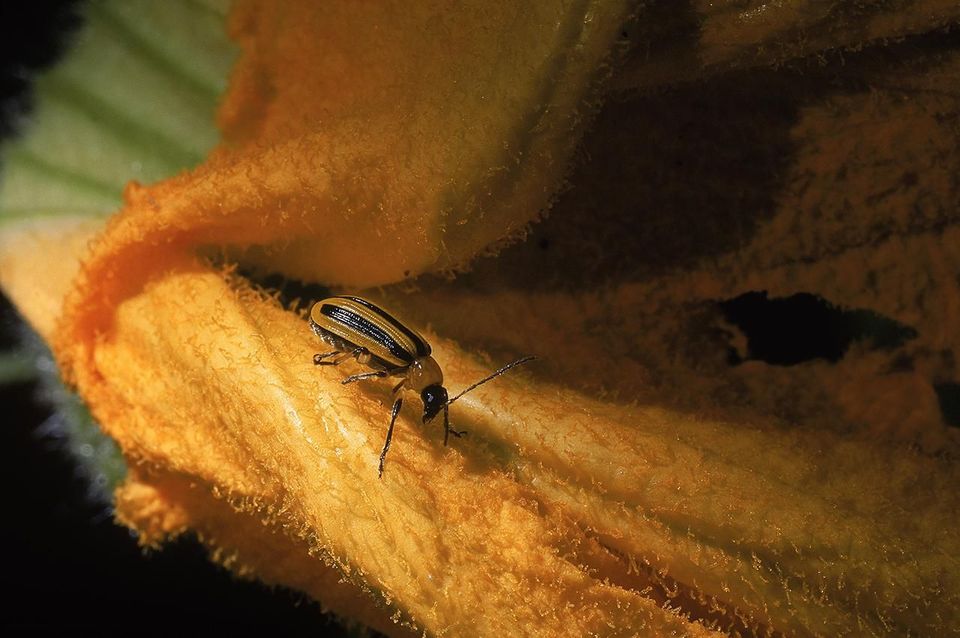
left=309, top=295, right=534, bottom=477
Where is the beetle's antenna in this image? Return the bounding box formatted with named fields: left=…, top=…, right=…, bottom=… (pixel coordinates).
left=447, top=356, right=536, bottom=405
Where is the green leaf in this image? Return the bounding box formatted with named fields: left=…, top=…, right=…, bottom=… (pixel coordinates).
left=0, top=0, right=237, bottom=223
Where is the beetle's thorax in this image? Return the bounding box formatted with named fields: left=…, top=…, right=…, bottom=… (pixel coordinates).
left=406, top=356, right=443, bottom=393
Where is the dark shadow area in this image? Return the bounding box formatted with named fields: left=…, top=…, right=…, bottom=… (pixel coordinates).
left=616, top=0, right=701, bottom=87
left=720, top=291, right=917, bottom=366
left=451, top=28, right=960, bottom=294
left=934, top=383, right=960, bottom=429
left=461, top=62, right=804, bottom=292
left=0, top=0, right=85, bottom=140
left=246, top=270, right=332, bottom=313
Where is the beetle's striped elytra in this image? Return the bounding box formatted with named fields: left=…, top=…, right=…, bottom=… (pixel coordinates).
left=309, top=295, right=535, bottom=477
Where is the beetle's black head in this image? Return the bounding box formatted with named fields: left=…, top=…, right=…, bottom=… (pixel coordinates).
left=421, top=384, right=448, bottom=423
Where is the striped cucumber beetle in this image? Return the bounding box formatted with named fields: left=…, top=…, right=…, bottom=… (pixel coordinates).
left=309, top=295, right=534, bottom=477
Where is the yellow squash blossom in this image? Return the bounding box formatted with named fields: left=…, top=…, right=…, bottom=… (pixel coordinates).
left=2, top=1, right=960, bottom=636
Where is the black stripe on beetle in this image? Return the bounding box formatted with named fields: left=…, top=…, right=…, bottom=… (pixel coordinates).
left=319, top=303, right=414, bottom=363
left=336, top=295, right=431, bottom=358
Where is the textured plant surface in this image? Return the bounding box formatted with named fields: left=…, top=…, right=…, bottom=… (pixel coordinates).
left=2, top=1, right=960, bottom=636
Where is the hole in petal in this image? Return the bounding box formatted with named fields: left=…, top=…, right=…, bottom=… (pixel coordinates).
left=934, top=383, right=960, bottom=429
left=720, top=291, right=917, bottom=366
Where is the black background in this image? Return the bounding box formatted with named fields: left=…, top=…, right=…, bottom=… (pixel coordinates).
left=0, top=2, right=355, bottom=633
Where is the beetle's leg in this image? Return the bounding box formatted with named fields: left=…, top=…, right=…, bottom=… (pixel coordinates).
left=316, top=347, right=367, bottom=367
left=379, top=398, right=403, bottom=478
left=315, top=352, right=352, bottom=366
left=392, top=379, right=406, bottom=394
left=342, top=370, right=389, bottom=385
left=312, top=351, right=340, bottom=365
left=343, top=364, right=409, bottom=385
left=442, top=404, right=466, bottom=446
